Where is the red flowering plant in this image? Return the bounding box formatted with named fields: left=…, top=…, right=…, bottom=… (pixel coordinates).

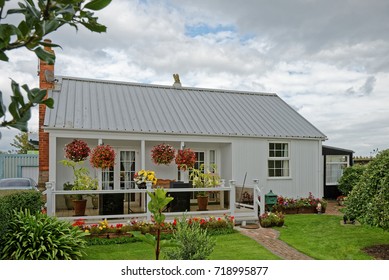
left=151, top=143, right=176, bottom=165
left=90, top=144, right=116, bottom=169
left=64, top=139, right=90, bottom=162
left=175, top=148, right=196, bottom=171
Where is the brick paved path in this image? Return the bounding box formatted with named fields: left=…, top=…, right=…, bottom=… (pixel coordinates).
left=236, top=226, right=313, bottom=260
left=236, top=200, right=343, bottom=260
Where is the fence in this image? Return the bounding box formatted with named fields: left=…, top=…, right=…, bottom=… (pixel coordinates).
left=44, top=180, right=265, bottom=223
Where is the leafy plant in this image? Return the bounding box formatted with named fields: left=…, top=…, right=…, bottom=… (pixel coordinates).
left=345, top=149, right=389, bottom=230
left=0, top=189, right=44, bottom=248
left=0, top=0, right=111, bottom=135
left=1, top=209, right=88, bottom=260
left=338, top=164, right=366, bottom=196
left=60, top=159, right=98, bottom=199
left=190, top=164, right=221, bottom=197
left=131, top=188, right=177, bottom=260
left=164, top=215, right=216, bottom=260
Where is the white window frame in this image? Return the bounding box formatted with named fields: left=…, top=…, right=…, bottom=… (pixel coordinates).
left=101, top=148, right=138, bottom=190
left=268, top=142, right=291, bottom=179
left=326, top=155, right=350, bottom=185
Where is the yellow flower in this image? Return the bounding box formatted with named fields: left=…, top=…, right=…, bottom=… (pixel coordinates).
left=85, top=229, right=89, bottom=233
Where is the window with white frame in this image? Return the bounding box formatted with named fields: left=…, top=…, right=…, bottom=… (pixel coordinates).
left=101, top=150, right=136, bottom=190
left=268, top=142, right=290, bottom=178
left=326, top=155, right=349, bottom=185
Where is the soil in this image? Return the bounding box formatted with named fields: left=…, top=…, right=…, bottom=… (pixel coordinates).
left=363, top=244, right=389, bottom=260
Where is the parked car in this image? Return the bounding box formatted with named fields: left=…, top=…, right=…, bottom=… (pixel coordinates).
left=0, top=178, right=39, bottom=191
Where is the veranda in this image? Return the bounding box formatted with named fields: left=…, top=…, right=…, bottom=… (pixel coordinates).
left=44, top=180, right=266, bottom=224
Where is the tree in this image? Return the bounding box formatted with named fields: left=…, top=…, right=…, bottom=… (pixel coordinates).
left=10, top=131, right=36, bottom=153
left=0, top=0, right=111, bottom=137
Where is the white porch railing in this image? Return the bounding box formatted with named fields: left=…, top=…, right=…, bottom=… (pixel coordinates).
left=44, top=180, right=263, bottom=222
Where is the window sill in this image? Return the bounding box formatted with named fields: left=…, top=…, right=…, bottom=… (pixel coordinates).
left=267, top=177, right=292, bottom=180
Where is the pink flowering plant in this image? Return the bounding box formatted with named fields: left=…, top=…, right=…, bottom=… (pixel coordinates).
left=90, top=144, right=116, bottom=169
left=64, top=139, right=90, bottom=162
left=151, top=143, right=176, bottom=165
left=175, top=148, right=196, bottom=171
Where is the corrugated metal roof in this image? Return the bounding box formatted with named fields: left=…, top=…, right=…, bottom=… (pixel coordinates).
left=44, top=76, right=326, bottom=139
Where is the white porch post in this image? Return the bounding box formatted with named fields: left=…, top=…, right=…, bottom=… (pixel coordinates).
left=229, top=180, right=236, bottom=217
left=98, top=139, right=103, bottom=189
left=253, top=179, right=261, bottom=216
left=141, top=140, right=146, bottom=170
left=48, top=134, right=56, bottom=184
left=145, top=181, right=152, bottom=220
left=45, top=181, right=55, bottom=216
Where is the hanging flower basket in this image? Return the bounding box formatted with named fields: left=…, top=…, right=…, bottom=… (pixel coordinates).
left=175, top=148, right=196, bottom=171
left=151, top=143, right=176, bottom=165
left=90, top=145, right=116, bottom=169
left=64, top=139, right=90, bottom=162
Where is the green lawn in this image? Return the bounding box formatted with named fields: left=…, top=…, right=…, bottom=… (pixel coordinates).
left=82, top=232, right=281, bottom=260
left=277, top=214, right=389, bottom=260
left=82, top=214, right=389, bottom=260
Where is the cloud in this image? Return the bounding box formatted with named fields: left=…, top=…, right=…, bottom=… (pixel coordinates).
left=1, top=0, right=388, bottom=156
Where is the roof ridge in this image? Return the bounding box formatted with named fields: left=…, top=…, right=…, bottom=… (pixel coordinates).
left=55, top=75, right=277, bottom=97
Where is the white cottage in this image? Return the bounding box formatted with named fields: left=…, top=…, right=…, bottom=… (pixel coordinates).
left=38, top=47, right=327, bottom=220
left=40, top=76, right=327, bottom=215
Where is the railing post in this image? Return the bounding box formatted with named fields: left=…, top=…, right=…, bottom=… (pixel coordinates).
left=146, top=181, right=152, bottom=221
left=45, top=181, right=55, bottom=216
left=229, top=180, right=236, bottom=217
left=253, top=179, right=260, bottom=217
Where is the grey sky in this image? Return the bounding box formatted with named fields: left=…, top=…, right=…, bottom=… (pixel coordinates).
left=1, top=0, right=388, bottom=156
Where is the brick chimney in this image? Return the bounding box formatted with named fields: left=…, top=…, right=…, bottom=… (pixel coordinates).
left=38, top=39, right=55, bottom=189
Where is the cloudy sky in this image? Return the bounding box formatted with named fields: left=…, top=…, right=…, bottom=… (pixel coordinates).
left=1, top=0, right=388, bottom=156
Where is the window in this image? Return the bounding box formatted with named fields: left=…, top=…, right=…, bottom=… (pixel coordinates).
left=101, top=150, right=136, bottom=190
left=326, top=155, right=349, bottom=185
left=268, top=143, right=290, bottom=177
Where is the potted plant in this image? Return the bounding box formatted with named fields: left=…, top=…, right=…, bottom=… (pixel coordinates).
left=134, top=169, right=157, bottom=189
left=175, top=148, right=196, bottom=181
left=62, top=139, right=91, bottom=213
left=190, top=164, right=220, bottom=211
left=64, top=139, right=90, bottom=162
left=89, top=144, right=116, bottom=169
left=60, top=159, right=98, bottom=216
left=63, top=182, right=74, bottom=210
left=175, top=148, right=196, bottom=171
left=151, top=143, right=175, bottom=165
left=258, top=212, right=284, bottom=228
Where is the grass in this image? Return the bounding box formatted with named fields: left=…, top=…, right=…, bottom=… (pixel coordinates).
left=277, top=214, right=389, bottom=260
left=82, top=232, right=281, bottom=260
left=82, top=214, right=389, bottom=260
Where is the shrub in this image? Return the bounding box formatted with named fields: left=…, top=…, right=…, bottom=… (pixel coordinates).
left=1, top=209, right=88, bottom=260
left=0, top=190, right=44, bottom=247
left=338, top=164, right=366, bottom=196
left=164, top=216, right=216, bottom=260
left=345, top=149, right=389, bottom=230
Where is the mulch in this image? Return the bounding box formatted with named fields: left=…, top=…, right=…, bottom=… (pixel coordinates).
left=363, top=245, right=389, bottom=260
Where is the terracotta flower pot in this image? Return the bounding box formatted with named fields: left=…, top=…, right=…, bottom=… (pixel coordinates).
left=73, top=199, right=87, bottom=216
left=197, top=196, right=208, bottom=211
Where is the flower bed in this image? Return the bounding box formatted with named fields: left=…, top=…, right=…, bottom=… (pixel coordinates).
left=259, top=212, right=284, bottom=228
left=272, top=193, right=327, bottom=214
left=72, top=215, right=235, bottom=239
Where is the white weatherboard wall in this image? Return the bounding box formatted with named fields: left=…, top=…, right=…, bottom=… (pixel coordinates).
left=231, top=138, right=323, bottom=199
left=50, top=130, right=323, bottom=200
